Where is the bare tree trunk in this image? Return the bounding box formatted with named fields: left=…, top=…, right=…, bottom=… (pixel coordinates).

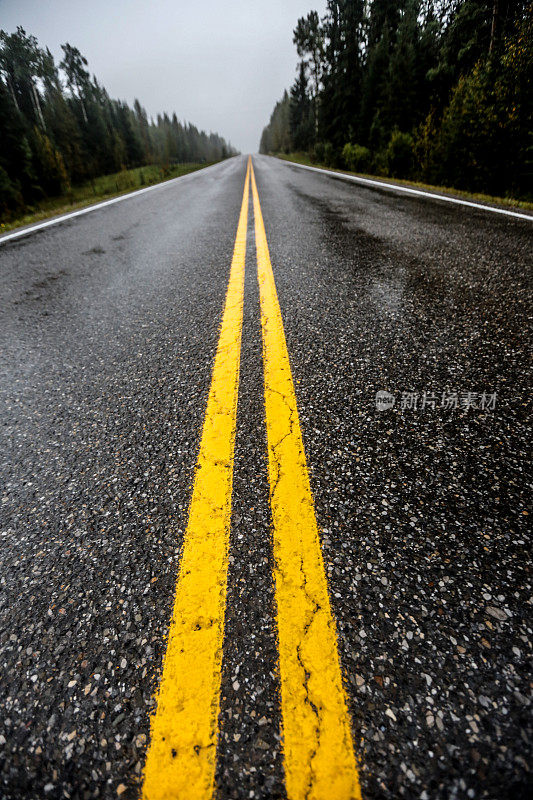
left=313, top=58, right=320, bottom=137
left=489, top=0, right=499, bottom=54
left=80, top=97, right=88, bottom=124
left=76, top=81, right=88, bottom=123
left=6, top=74, right=20, bottom=112
left=31, top=81, right=46, bottom=129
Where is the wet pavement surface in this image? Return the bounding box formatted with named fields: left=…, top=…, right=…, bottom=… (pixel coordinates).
left=0, top=155, right=531, bottom=799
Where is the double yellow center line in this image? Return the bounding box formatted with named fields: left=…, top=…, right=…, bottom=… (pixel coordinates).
left=142, top=158, right=361, bottom=800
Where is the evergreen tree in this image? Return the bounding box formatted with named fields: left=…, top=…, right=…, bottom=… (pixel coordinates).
left=259, top=92, right=291, bottom=153
left=60, top=43, right=91, bottom=123
left=0, top=27, right=236, bottom=219
left=259, top=0, right=531, bottom=199
left=0, top=80, right=33, bottom=212
left=0, top=27, right=46, bottom=128
left=293, top=11, right=324, bottom=134
left=290, top=61, right=313, bottom=150
left=320, top=0, right=366, bottom=147
left=385, top=1, right=420, bottom=132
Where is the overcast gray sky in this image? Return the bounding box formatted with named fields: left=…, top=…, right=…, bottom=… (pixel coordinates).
left=0, top=0, right=327, bottom=153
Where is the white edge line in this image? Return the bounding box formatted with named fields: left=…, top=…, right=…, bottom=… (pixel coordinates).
left=277, top=158, right=533, bottom=222
left=0, top=159, right=235, bottom=245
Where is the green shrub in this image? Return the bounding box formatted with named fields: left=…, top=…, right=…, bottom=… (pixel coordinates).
left=342, top=143, right=372, bottom=173
left=323, top=141, right=335, bottom=167
left=414, top=111, right=440, bottom=184
left=372, top=150, right=389, bottom=177
left=312, top=142, right=325, bottom=163
left=385, top=130, right=415, bottom=178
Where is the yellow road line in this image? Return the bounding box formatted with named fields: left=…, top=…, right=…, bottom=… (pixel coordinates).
left=142, top=159, right=251, bottom=800
left=250, top=161, right=361, bottom=800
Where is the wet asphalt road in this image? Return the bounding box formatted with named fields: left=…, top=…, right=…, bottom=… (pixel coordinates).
left=0, top=154, right=531, bottom=800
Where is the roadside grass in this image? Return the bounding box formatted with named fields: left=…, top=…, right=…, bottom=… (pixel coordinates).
left=0, top=162, right=215, bottom=234
left=274, top=152, right=533, bottom=213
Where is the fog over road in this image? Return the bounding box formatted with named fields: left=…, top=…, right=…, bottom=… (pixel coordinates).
left=0, top=156, right=531, bottom=800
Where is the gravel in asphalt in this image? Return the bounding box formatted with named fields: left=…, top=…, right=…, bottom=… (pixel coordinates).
left=0, top=155, right=531, bottom=799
